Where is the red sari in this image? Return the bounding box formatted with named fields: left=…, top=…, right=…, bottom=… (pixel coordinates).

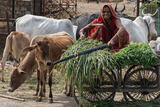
left=88, top=3, right=129, bottom=50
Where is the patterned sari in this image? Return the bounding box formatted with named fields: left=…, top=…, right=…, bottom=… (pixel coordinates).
left=88, top=3, right=129, bottom=50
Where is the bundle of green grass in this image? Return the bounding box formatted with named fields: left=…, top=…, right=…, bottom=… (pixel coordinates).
left=58, top=38, right=159, bottom=88
left=113, top=41, right=159, bottom=68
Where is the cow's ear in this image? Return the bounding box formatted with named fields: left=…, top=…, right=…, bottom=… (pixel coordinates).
left=23, top=45, right=37, bottom=52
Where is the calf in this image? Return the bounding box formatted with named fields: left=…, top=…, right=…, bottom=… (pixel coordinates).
left=1, top=31, right=30, bottom=82
left=9, top=35, right=45, bottom=93
left=9, top=32, right=74, bottom=103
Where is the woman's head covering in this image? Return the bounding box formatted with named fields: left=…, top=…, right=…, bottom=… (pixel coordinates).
left=101, top=3, right=120, bottom=19
left=96, top=3, right=120, bottom=24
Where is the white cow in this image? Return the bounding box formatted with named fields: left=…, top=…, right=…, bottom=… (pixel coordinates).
left=120, top=8, right=158, bottom=43
left=16, top=14, right=77, bottom=40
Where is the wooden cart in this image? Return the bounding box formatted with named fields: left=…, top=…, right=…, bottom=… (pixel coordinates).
left=47, top=44, right=160, bottom=106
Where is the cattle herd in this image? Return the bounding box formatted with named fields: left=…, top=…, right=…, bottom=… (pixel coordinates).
left=0, top=3, right=159, bottom=103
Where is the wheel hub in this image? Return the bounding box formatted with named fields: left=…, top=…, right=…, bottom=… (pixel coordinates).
left=140, top=78, right=150, bottom=95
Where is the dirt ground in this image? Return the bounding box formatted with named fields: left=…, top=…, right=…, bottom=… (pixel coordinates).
left=0, top=1, right=138, bottom=107
left=77, top=1, right=137, bottom=17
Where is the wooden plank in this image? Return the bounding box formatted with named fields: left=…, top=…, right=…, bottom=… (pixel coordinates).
left=0, top=33, right=8, bottom=36
left=0, top=94, right=25, bottom=101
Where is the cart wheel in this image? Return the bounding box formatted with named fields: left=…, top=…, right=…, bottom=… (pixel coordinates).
left=73, top=70, right=116, bottom=105
left=123, top=66, right=160, bottom=101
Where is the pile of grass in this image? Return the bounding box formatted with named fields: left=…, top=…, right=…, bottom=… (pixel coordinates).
left=58, top=38, right=116, bottom=90
left=113, top=42, right=159, bottom=69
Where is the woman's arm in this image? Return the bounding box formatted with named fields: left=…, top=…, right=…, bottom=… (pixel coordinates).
left=79, top=24, right=103, bottom=38
left=108, top=19, right=125, bottom=47
left=79, top=24, right=94, bottom=38
left=115, top=19, right=125, bottom=37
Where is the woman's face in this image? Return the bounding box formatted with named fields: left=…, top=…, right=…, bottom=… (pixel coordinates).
left=102, top=6, right=111, bottom=20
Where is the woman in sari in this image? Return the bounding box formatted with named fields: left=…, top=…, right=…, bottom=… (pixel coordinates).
left=79, top=3, right=129, bottom=50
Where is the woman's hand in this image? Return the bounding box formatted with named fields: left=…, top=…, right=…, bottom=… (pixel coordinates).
left=79, top=29, right=86, bottom=38
left=79, top=23, right=103, bottom=38
left=79, top=31, right=85, bottom=38
left=107, top=34, right=119, bottom=49
left=107, top=41, right=114, bottom=48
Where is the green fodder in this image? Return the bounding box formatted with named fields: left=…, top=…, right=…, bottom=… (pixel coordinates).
left=113, top=42, right=159, bottom=68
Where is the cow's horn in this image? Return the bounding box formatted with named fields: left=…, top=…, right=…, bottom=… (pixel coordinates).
left=151, top=9, right=158, bottom=17
left=142, top=7, right=147, bottom=16
left=121, top=5, right=125, bottom=12
left=115, top=3, right=125, bottom=13
left=142, top=7, right=158, bottom=16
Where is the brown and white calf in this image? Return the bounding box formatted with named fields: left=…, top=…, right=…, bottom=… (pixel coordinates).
left=9, top=32, right=74, bottom=103
left=1, top=31, right=30, bottom=82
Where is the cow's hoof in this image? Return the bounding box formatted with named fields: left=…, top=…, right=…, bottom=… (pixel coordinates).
left=36, top=98, right=42, bottom=102
left=66, top=93, right=72, bottom=97
left=49, top=99, right=53, bottom=103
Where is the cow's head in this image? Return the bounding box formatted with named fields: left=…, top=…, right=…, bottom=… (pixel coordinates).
left=9, top=51, right=36, bottom=92
left=142, top=8, right=158, bottom=38
left=9, top=67, right=26, bottom=92
left=149, top=40, right=157, bottom=53
left=35, top=39, right=51, bottom=68
left=23, top=38, right=50, bottom=66
left=143, top=15, right=157, bottom=38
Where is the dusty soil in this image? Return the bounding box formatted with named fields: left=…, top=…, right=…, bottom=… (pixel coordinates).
left=0, top=62, right=78, bottom=107
left=77, top=1, right=137, bottom=17
left=0, top=1, right=137, bottom=107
